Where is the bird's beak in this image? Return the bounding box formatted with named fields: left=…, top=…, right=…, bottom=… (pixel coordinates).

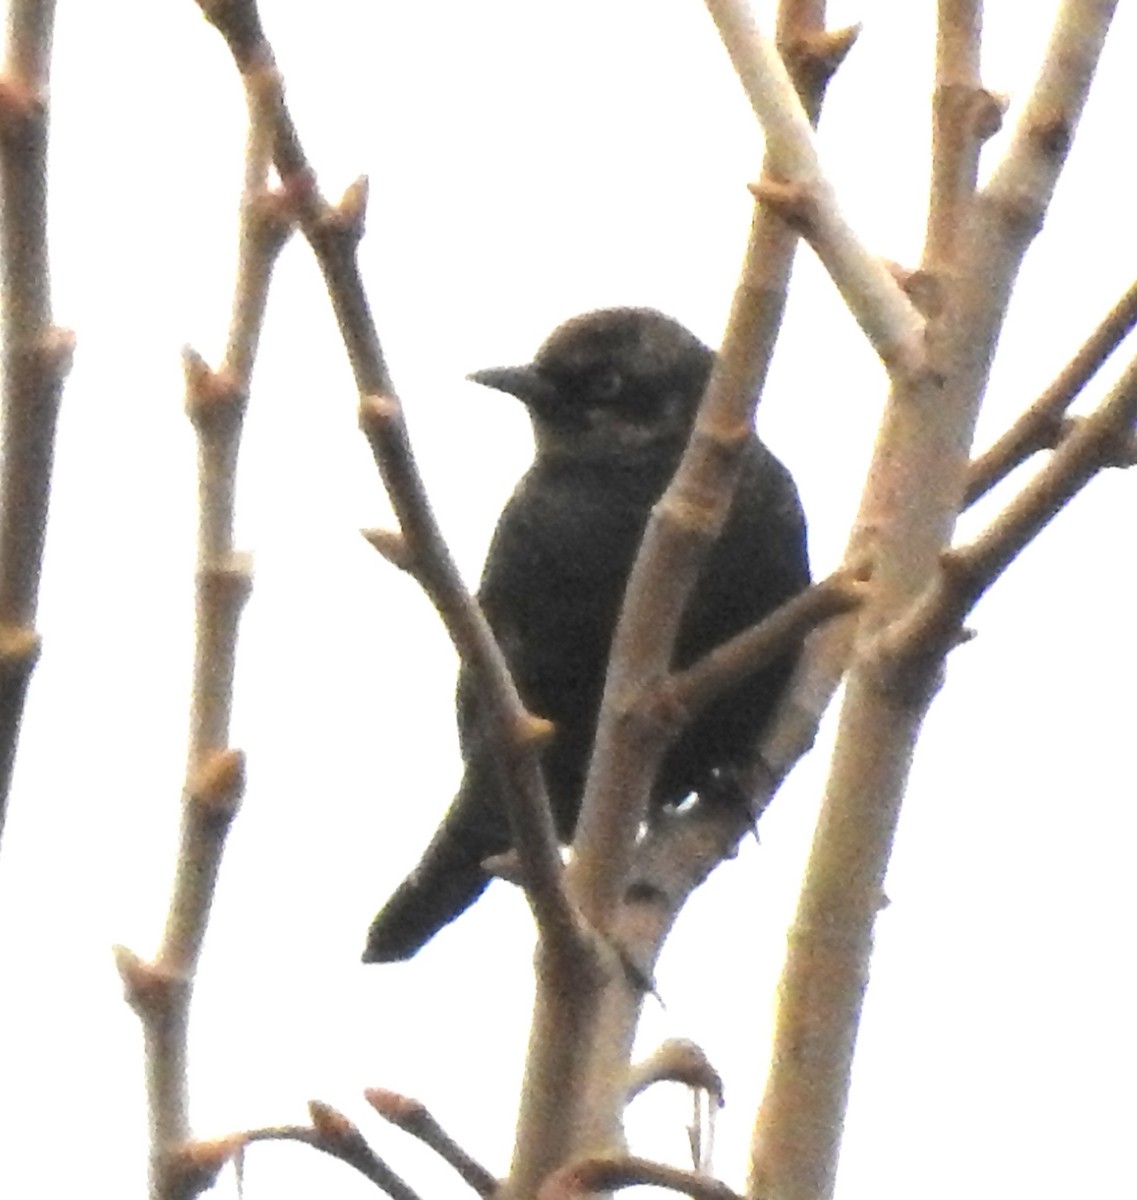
left=467, top=364, right=559, bottom=413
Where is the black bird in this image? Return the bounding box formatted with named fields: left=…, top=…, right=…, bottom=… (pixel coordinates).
left=363, top=307, right=809, bottom=963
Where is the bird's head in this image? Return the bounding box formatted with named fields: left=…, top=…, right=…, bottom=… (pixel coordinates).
left=468, top=307, right=714, bottom=464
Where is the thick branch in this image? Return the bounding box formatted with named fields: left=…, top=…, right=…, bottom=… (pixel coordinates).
left=515, top=8, right=843, bottom=1197
left=0, top=0, right=71, bottom=848
left=750, top=7, right=1119, bottom=1200
left=365, top=1088, right=498, bottom=1199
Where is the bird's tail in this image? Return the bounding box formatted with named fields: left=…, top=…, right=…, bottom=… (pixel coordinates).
left=362, top=783, right=509, bottom=963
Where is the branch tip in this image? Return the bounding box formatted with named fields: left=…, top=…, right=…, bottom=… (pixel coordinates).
left=307, top=1100, right=364, bottom=1149
left=628, top=1038, right=725, bottom=1105
left=365, top=1087, right=424, bottom=1123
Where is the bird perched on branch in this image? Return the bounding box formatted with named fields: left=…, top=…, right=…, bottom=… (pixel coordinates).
left=363, top=307, right=809, bottom=963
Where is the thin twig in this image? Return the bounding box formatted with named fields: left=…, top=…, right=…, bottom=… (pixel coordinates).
left=626, top=1039, right=725, bottom=1107
left=887, top=350, right=1137, bottom=661
left=0, top=0, right=72, bottom=849
left=115, top=54, right=289, bottom=1200
left=170, top=1102, right=424, bottom=1200
left=192, top=0, right=583, bottom=962
left=966, top=276, right=1137, bottom=502
left=662, top=570, right=864, bottom=728
left=359, top=407, right=578, bottom=959
left=365, top=1088, right=498, bottom=1199
left=539, top=1155, right=742, bottom=1200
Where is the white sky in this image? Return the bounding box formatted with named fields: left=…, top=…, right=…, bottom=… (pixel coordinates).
left=0, top=2, right=1134, bottom=1198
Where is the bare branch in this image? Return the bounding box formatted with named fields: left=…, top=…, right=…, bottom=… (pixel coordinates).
left=662, top=569, right=864, bottom=731
left=0, top=0, right=71, bottom=847
left=924, top=2, right=1002, bottom=274
left=358, top=398, right=579, bottom=959
left=705, top=0, right=925, bottom=376
left=540, top=1155, right=742, bottom=1200
left=170, top=1102, right=423, bottom=1200
left=750, top=8, right=1120, bottom=1200
left=887, top=351, right=1137, bottom=661
left=194, top=0, right=583, bottom=964
left=950, top=0, right=1119, bottom=436
left=114, top=44, right=288, bottom=1200
left=627, top=1039, right=725, bottom=1107
left=365, top=1088, right=498, bottom=1199
left=515, top=8, right=847, bottom=1193
left=967, top=277, right=1137, bottom=503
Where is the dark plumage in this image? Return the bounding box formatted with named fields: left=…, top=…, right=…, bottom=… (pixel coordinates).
left=363, top=307, right=809, bottom=963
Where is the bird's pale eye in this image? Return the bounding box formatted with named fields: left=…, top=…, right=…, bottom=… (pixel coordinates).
left=589, top=369, right=623, bottom=401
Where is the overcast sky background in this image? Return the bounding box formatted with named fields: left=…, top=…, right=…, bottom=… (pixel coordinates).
left=0, top=2, right=1134, bottom=1197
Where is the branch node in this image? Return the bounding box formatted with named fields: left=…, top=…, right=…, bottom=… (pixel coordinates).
left=186, top=747, right=246, bottom=825
left=0, top=623, right=41, bottom=679
left=359, top=391, right=402, bottom=438
left=971, top=89, right=1008, bottom=143
left=163, top=1137, right=243, bottom=1200
left=198, top=555, right=254, bottom=614
left=329, top=174, right=369, bottom=241
left=113, top=945, right=187, bottom=1019
left=0, top=75, right=43, bottom=137
left=780, top=24, right=861, bottom=94
left=1032, top=110, right=1072, bottom=159
left=747, top=177, right=817, bottom=233
left=182, top=348, right=247, bottom=430
left=483, top=848, right=525, bottom=886
left=247, top=186, right=296, bottom=251
left=38, top=324, right=77, bottom=376
left=517, top=711, right=555, bottom=749
left=362, top=526, right=414, bottom=571
left=893, top=267, right=945, bottom=319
